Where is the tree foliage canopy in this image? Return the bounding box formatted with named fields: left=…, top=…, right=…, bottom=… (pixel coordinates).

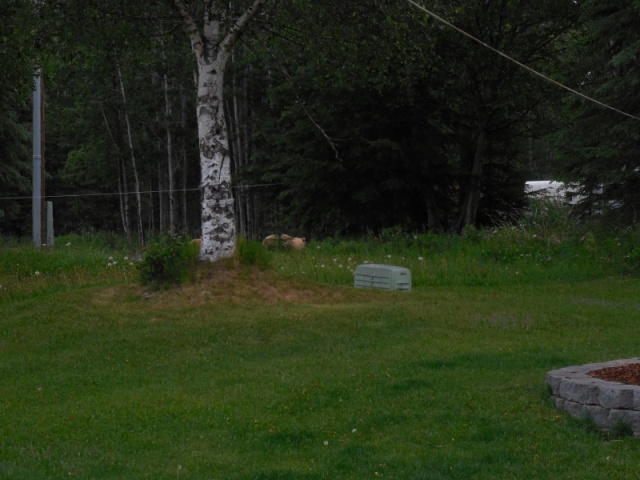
left=1, top=0, right=637, bottom=239
left=559, top=0, right=640, bottom=222
left=0, top=0, right=37, bottom=226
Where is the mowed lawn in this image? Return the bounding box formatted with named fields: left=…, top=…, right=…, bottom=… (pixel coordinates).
left=1, top=265, right=640, bottom=479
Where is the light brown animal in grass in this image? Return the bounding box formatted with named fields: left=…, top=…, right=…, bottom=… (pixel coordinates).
left=281, top=234, right=306, bottom=250
left=262, top=234, right=280, bottom=248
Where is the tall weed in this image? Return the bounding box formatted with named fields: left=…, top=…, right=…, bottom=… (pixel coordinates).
left=235, top=237, right=270, bottom=269
left=271, top=202, right=640, bottom=286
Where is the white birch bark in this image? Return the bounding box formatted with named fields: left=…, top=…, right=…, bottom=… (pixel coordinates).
left=116, top=60, right=145, bottom=244
left=180, top=89, right=189, bottom=232
left=118, top=157, right=132, bottom=242
left=164, top=71, right=176, bottom=234
left=101, top=106, right=133, bottom=242
left=174, top=0, right=268, bottom=261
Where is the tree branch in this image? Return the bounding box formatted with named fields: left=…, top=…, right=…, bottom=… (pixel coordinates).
left=222, top=0, right=269, bottom=54
left=273, top=57, right=343, bottom=162
left=244, top=35, right=343, bottom=162
left=173, top=0, right=204, bottom=56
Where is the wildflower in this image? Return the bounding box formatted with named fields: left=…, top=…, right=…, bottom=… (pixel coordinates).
left=34, top=271, right=40, bottom=276
left=324, top=440, right=329, bottom=446
left=109, top=256, right=113, bottom=261
left=418, top=256, right=424, bottom=261
left=66, top=242, right=71, bottom=247
left=352, top=428, right=357, bottom=433
left=108, top=263, right=113, bottom=267
left=387, top=254, right=391, bottom=259
left=124, top=256, right=129, bottom=261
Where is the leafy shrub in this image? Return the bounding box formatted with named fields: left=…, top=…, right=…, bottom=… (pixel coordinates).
left=137, top=235, right=199, bottom=288
left=235, top=237, right=270, bottom=269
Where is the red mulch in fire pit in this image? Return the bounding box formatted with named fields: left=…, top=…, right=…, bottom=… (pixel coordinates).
left=589, top=363, right=640, bottom=386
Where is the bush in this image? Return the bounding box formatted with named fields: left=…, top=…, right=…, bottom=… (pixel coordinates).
left=235, top=237, right=270, bottom=269
left=137, top=235, right=199, bottom=288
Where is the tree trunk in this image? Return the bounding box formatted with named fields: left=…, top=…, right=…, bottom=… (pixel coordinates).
left=174, top=0, right=268, bottom=261
left=116, top=60, right=145, bottom=244
left=180, top=88, right=189, bottom=233
left=164, top=71, right=177, bottom=235
left=149, top=178, right=156, bottom=237
left=101, top=105, right=132, bottom=242
left=195, top=55, right=235, bottom=259
left=228, top=50, right=248, bottom=239
left=228, top=93, right=247, bottom=238
left=425, top=185, right=443, bottom=233
left=118, top=155, right=132, bottom=242
left=157, top=156, right=165, bottom=234
left=240, top=63, right=255, bottom=238
left=451, top=130, right=488, bottom=233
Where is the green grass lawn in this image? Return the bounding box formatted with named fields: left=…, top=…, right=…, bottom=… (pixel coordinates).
left=1, top=233, right=640, bottom=479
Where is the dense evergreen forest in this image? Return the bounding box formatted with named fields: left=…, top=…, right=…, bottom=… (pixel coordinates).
left=1, top=0, right=638, bottom=246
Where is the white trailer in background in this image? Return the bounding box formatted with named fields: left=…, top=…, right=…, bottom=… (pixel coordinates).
left=525, top=180, right=583, bottom=205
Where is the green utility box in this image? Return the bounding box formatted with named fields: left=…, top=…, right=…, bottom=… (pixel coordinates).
left=354, top=264, right=411, bottom=291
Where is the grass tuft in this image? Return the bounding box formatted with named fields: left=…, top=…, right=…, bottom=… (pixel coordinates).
left=235, top=236, right=271, bottom=269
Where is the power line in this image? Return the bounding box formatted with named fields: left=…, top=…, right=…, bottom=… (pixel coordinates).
left=407, top=0, right=640, bottom=122
left=0, top=187, right=201, bottom=202
left=0, top=183, right=283, bottom=202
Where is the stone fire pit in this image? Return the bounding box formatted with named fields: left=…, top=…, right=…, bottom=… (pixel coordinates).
left=546, top=358, right=640, bottom=437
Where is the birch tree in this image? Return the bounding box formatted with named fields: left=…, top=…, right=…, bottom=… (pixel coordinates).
left=173, top=0, right=269, bottom=261
left=116, top=59, right=146, bottom=243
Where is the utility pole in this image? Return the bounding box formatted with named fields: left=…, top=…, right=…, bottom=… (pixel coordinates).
left=32, top=0, right=45, bottom=248
left=32, top=69, right=42, bottom=248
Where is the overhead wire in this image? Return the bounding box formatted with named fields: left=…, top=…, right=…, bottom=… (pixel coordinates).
left=407, top=0, right=640, bottom=122
left=0, top=183, right=283, bottom=202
